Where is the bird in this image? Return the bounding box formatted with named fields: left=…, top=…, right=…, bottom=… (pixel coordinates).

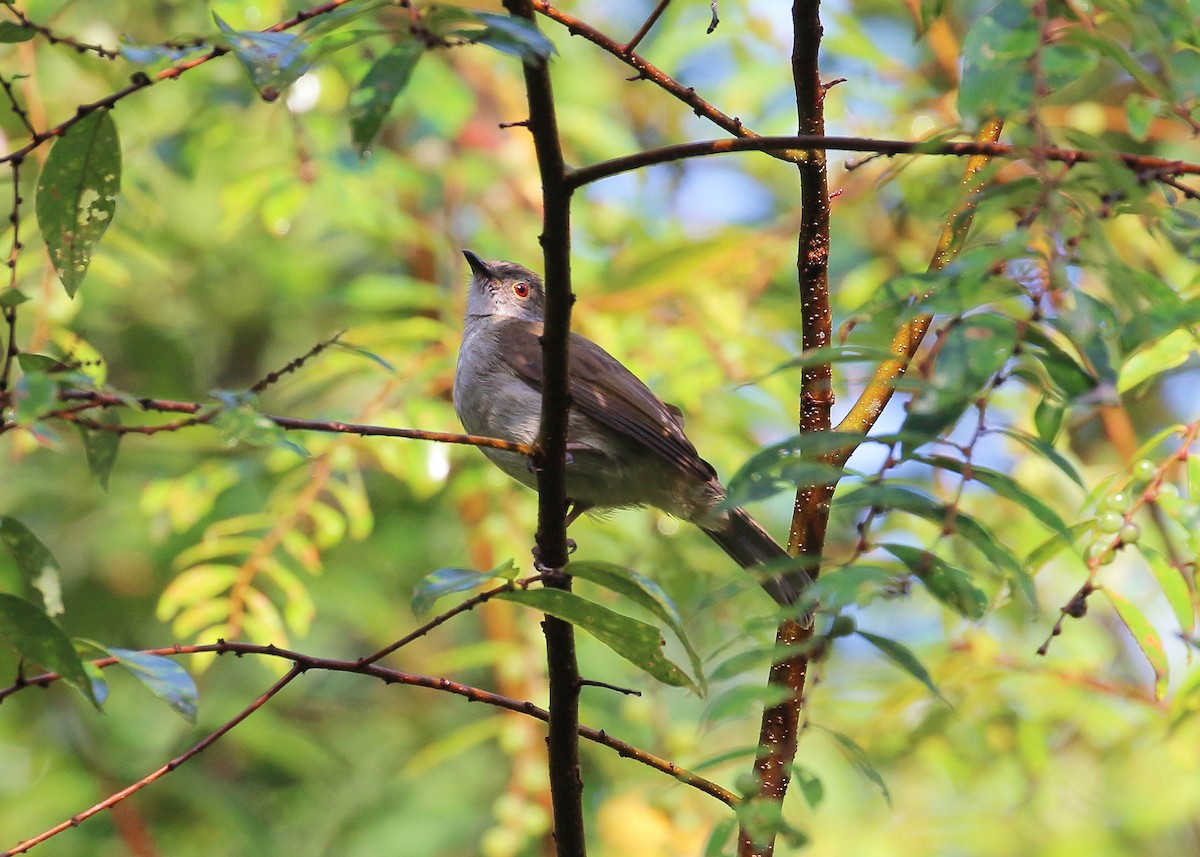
left=452, top=249, right=806, bottom=607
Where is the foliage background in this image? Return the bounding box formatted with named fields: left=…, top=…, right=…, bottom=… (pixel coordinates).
left=1, top=0, right=1199, bottom=855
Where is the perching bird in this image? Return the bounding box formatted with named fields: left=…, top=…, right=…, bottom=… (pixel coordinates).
left=452, top=250, right=805, bottom=606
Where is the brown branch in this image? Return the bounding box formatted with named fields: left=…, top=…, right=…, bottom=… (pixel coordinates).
left=1, top=641, right=737, bottom=855
left=248, top=329, right=345, bottom=394
left=622, top=0, right=671, bottom=54
left=738, top=3, right=830, bottom=854
left=4, top=664, right=303, bottom=856
left=564, top=133, right=1200, bottom=190
left=530, top=0, right=798, bottom=164
left=45, top=390, right=536, bottom=454
left=2, top=4, right=120, bottom=59
left=834, top=117, right=1006, bottom=444
left=502, top=1, right=586, bottom=852
left=0, top=159, right=22, bottom=393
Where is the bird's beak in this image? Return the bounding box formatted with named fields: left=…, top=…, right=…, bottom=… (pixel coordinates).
left=462, top=249, right=492, bottom=279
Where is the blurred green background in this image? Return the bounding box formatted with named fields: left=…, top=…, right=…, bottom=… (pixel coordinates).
left=2, top=0, right=1199, bottom=855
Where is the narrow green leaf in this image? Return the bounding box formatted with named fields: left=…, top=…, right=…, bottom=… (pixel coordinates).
left=746, top=344, right=897, bottom=384
left=1104, top=589, right=1168, bottom=701
left=109, top=647, right=198, bottom=722
left=702, top=683, right=794, bottom=726
left=856, top=629, right=945, bottom=700
left=411, top=561, right=515, bottom=617
left=350, top=41, right=423, bottom=155
left=1024, top=521, right=1092, bottom=575
left=1118, top=328, right=1199, bottom=393
left=815, top=725, right=891, bottom=804
left=0, top=593, right=97, bottom=705
left=567, top=560, right=705, bottom=690
left=465, top=13, right=556, bottom=63
left=76, top=411, right=121, bottom=491
left=334, top=340, right=397, bottom=373
left=1138, top=547, right=1195, bottom=634
left=35, top=109, right=121, bottom=297
left=0, top=516, right=64, bottom=615
left=703, top=818, right=737, bottom=857
left=793, top=766, right=825, bottom=809
left=499, top=588, right=695, bottom=690
left=880, top=543, right=988, bottom=619
left=994, top=427, right=1085, bottom=487
left=914, top=453, right=1071, bottom=537
left=809, top=564, right=896, bottom=610
left=1033, top=397, right=1064, bottom=444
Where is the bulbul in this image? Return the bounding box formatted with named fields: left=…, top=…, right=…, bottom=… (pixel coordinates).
left=452, top=250, right=805, bottom=606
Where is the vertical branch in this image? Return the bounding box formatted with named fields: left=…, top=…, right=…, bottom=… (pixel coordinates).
left=738, top=2, right=831, bottom=855
left=501, top=1, right=585, bottom=854
left=1, top=158, right=23, bottom=393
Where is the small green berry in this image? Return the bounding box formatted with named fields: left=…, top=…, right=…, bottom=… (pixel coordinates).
left=1103, top=491, right=1130, bottom=512
left=1097, top=511, right=1124, bottom=533
left=1132, top=460, right=1157, bottom=483
left=1086, top=542, right=1115, bottom=565
left=1118, top=523, right=1141, bottom=545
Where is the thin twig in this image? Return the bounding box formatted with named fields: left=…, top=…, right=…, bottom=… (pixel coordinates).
left=4, top=665, right=303, bottom=856
left=564, top=134, right=1199, bottom=190
left=0, top=159, right=23, bottom=393
left=622, top=0, right=671, bottom=54
left=1, top=4, right=120, bottom=59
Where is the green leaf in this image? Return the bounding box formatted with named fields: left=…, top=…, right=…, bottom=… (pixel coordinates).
left=1138, top=547, right=1195, bottom=635
left=809, top=564, right=896, bottom=610
left=567, top=560, right=705, bottom=689
left=856, top=629, right=945, bottom=700
left=958, top=0, right=1039, bottom=119
left=464, top=13, right=556, bottom=64
left=815, top=725, right=891, bottom=804
left=109, top=647, right=198, bottom=722
left=900, top=314, right=1017, bottom=448
left=0, top=288, right=28, bottom=307
left=0, top=593, right=97, bottom=705
left=702, top=818, right=737, bottom=857
left=498, top=588, right=695, bottom=690
left=724, top=430, right=894, bottom=504
left=1103, top=589, right=1168, bottom=701
left=213, top=13, right=309, bottom=102
left=1118, top=328, right=1199, bottom=393
left=214, top=398, right=309, bottom=456
left=349, top=41, right=423, bottom=156
left=1024, top=521, right=1091, bottom=575
left=1021, top=325, right=1099, bottom=399
left=793, top=766, right=825, bottom=809
left=76, top=411, right=121, bottom=491
left=35, top=109, right=121, bottom=297
left=702, top=682, right=795, bottom=726
left=746, top=344, right=897, bottom=384
left=994, top=427, right=1084, bottom=488
left=0, top=516, right=64, bottom=615
left=880, top=543, right=988, bottom=619
left=1033, top=397, right=1064, bottom=444
left=411, top=561, right=515, bottom=617
left=913, top=453, right=1071, bottom=537
left=0, top=20, right=34, bottom=42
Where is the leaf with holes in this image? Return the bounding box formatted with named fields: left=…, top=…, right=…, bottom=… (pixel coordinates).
left=36, top=109, right=121, bottom=297
left=0, top=516, right=64, bottom=615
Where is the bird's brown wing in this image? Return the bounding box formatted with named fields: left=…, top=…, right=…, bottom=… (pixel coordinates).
left=495, top=318, right=717, bottom=483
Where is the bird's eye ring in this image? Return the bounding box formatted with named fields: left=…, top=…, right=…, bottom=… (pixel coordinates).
left=513, top=281, right=530, bottom=298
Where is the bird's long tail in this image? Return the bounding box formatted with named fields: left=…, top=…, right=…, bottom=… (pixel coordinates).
left=701, top=507, right=812, bottom=610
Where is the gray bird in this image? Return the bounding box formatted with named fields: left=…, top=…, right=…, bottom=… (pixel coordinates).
left=453, top=250, right=804, bottom=606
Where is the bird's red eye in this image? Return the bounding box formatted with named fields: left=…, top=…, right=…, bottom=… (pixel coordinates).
left=513, top=282, right=530, bottom=298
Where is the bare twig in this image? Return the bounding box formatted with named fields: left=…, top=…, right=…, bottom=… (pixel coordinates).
left=622, top=0, right=671, bottom=54
left=1, top=4, right=120, bottom=59
left=565, top=134, right=1200, bottom=190
left=0, top=159, right=23, bottom=393
left=4, top=665, right=303, bottom=856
